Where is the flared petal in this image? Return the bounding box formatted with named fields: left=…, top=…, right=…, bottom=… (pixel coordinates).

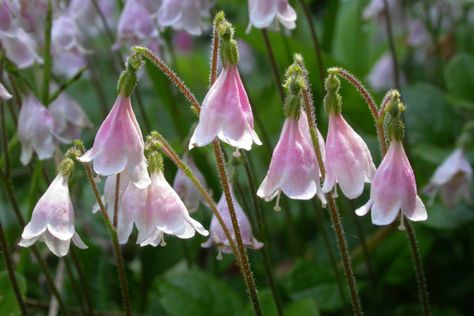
left=0, top=83, right=12, bottom=100
left=404, top=196, right=428, bottom=222
left=44, top=231, right=71, bottom=257
left=248, top=0, right=277, bottom=29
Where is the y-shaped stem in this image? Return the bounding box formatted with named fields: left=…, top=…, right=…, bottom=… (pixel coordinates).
left=82, top=164, right=132, bottom=316
left=301, top=87, right=363, bottom=316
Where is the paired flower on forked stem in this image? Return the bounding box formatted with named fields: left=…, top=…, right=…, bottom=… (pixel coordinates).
left=424, top=124, right=473, bottom=207
left=322, top=72, right=376, bottom=199
left=258, top=68, right=326, bottom=206
left=19, top=153, right=87, bottom=257
left=118, top=150, right=208, bottom=246
left=189, top=19, right=262, bottom=152
left=356, top=92, right=427, bottom=226
left=203, top=189, right=263, bottom=259
left=78, top=57, right=151, bottom=189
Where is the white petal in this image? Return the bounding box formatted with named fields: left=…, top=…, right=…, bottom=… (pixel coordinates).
left=404, top=196, right=428, bottom=222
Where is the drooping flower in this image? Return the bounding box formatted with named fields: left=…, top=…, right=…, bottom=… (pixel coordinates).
left=356, top=140, right=428, bottom=225
left=78, top=94, right=151, bottom=189
left=258, top=111, right=326, bottom=203
left=19, top=171, right=87, bottom=257
left=18, top=94, right=57, bottom=165
left=157, top=0, right=213, bottom=36
left=202, top=190, right=262, bottom=256
left=49, top=93, right=92, bottom=143
left=67, top=0, right=117, bottom=35
left=424, top=149, right=472, bottom=207
left=15, top=0, right=49, bottom=34
left=52, top=15, right=88, bottom=55
left=0, top=28, right=43, bottom=69
left=117, top=153, right=209, bottom=246
left=0, top=82, right=12, bottom=100
left=189, top=65, right=262, bottom=151
left=114, top=0, right=159, bottom=50
left=173, top=152, right=207, bottom=213
left=247, top=0, right=297, bottom=32
left=322, top=113, right=376, bottom=199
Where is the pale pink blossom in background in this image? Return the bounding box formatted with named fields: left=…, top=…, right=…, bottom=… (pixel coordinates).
left=49, top=93, right=92, bottom=143
left=157, top=0, right=213, bottom=36
left=14, top=0, right=48, bottom=35
left=0, top=28, right=43, bottom=69
left=18, top=94, right=57, bottom=165
left=67, top=0, right=117, bottom=34
left=258, top=112, right=326, bottom=204
left=424, top=149, right=472, bottom=207
left=202, top=190, right=262, bottom=256
left=118, top=170, right=208, bottom=246
left=0, top=0, right=14, bottom=35
left=189, top=65, right=262, bottom=151
left=173, top=31, right=194, bottom=54
left=78, top=95, right=151, bottom=189
left=356, top=140, right=428, bottom=225
left=237, top=40, right=256, bottom=75
left=247, top=0, right=297, bottom=32
left=367, top=53, right=405, bottom=91
left=0, top=83, right=12, bottom=100
left=322, top=113, right=376, bottom=199
left=173, top=153, right=207, bottom=213
left=19, top=173, right=87, bottom=257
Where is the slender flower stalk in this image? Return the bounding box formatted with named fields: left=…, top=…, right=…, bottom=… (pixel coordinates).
left=42, top=0, right=53, bottom=105
left=261, top=29, right=284, bottom=101
left=382, top=0, right=401, bottom=91
left=0, top=219, right=28, bottom=315
left=293, top=56, right=363, bottom=315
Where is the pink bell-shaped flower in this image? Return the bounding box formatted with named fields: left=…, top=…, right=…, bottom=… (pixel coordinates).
left=157, top=0, right=213, bottom=36
left=356, top=140, right=427, bottom=225
left=114, top=0, right=159, bottom=50
left=322, top=113, right=376, bottom=199
left=19, top=171, right=87, bottom=257
left=258, top=111, right=326, bottom=204
left=0, top=82, right=12, bottom=100
left=424, top=149, right=472, bottom=207
left=117, top=152, right=209, bottom=246
left=78, top=94, right=151, bottom=189
left=189, top=65, right=262, bottom=151
left=0, top=28, right=43, bottom=69
left=247, top=0, right=297, bottom=32
left=173, top=152, right=207, bottom=213
left=18, top=94, right=57, bottom=165
left=202, top=190, right=263, bottom=257
left=49, top=93, right=92, bottom=143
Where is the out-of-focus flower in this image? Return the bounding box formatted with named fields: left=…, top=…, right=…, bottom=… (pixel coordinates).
left=15, top=0, right=48, bottom=34
left=356, top=140, right=428, bottom=225
left=173, top=31, right=193, bottom=54
left=247, top=0, right=297, bottom=32
left=49, top=93, right=92, bottom=143
left=367, top=53, right=405, bottom=91
left=237, top=40, right=256, bottom=75
left=407, top=19, right=431, bottom=48
left=202, top=190, right=262, bottom=257
left=78, top=94, right=151, bottom=189
left=363, top=0, right=399, bottom=21
left=189, top=65, right=262, bottom=151
left=19, top=171, right=87, bottom=257
left=173, top=153, right=207, bottom=213
left=0, top=28, right=43, bottom=69
left=114, top=0, right=159, bottom=50
left=0, top=83, right=12, bottom=100
left=52, top=50, right=87, bottom=78
left=322, top=113, right=376, bottom=199
left=0, top=0, right=14, bottom=35
left=18, top=94, right=57, bottom=165
left=258, top=111, right=326, bottom=204
left=157, top=0, right=213, bottom=36
left=116, top=153, right=208, bottom=245
left=67, top=0, right=117, bottom=34
left=424, top=149, right=472, bottom=207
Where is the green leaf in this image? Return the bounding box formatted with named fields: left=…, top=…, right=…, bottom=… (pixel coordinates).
left=243, top=289, right=277, bottom=316
left=444, top=53, right=474, bottom=101
left=156, top=270, right=243, bottom=316
left=285, top=299, right=320, bottom=316
left=0, top=271, right=27, bottom=316
left=423, top=203, right=474, bottom=230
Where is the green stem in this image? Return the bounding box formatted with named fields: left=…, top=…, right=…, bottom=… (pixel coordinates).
left=242, top=153, right=283, bottom=316
left=0, top=219, right=28, bottom=315
left=70, top=248, right=94, bottom=316
left=301, top=87, right=363, bottom=316
left=82, top=164, right=132, bottom=316
left=382, top=0, right=401, bottom=91
left=212, top=141, right=262, bottom=316
left=261, top=29, right=284, bottom=101
left=404, top=220, right=431, bottom=316
left=0, top=171, right=69, bottom=315
left=41, top=0, right=53, bottom=105
left=48, top=68, right=86, bottom=104
left=64, top=258, right=88, bottom=316
left=113, top=173, right=121, bottom=229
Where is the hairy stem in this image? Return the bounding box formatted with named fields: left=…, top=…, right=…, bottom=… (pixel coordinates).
left=41, top=0, right=53, bottom=106
left=113, top=173, right=121, bottom=229
left=301, top=87, right=363, bottom=315
left=0, top=219, right=28, bottom=315
left=82, top=164, right=132, bottom=316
